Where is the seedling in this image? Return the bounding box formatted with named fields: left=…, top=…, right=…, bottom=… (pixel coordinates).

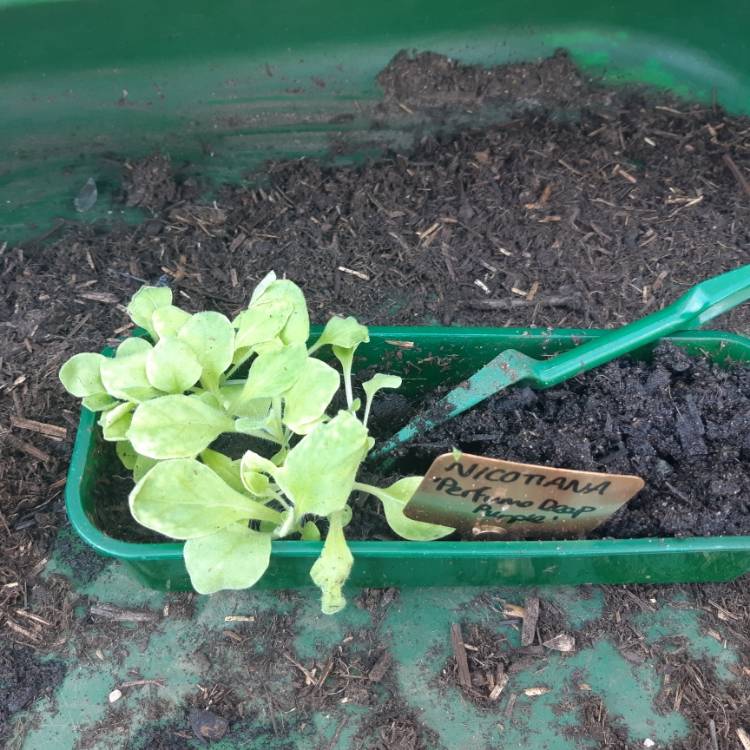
left=60, top=273, right=453, bottom=613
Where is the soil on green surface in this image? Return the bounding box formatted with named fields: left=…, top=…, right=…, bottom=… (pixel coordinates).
left=3, top=47, right=750, bottom=748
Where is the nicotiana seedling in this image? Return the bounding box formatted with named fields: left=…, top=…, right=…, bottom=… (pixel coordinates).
left=60, top=273, right=453, bottom=613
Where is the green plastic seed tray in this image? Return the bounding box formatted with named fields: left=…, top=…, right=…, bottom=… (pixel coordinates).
left=65, top=326, right=750, bottom=591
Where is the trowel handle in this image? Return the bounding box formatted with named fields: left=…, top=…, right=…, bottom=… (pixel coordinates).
left=534, top=264, right=750, bottom=388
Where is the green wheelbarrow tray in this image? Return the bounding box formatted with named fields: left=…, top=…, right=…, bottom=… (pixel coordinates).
left=66, top=326, right=750, bottom=592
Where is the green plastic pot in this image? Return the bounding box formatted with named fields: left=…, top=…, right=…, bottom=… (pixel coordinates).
left=65, top=326, right=750, bottom=591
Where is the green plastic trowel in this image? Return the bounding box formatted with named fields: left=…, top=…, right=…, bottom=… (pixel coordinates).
left=371, top=264, right=750, bottom=464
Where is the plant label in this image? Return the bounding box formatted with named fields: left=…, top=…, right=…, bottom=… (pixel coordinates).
left=404, top=453, right=644, bottom=539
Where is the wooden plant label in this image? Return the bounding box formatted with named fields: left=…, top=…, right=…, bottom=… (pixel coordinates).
left=404, top=452, right=644, bottom=540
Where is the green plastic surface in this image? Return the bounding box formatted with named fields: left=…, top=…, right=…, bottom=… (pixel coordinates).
left=65, top=326, right=750, bottom=593
left=2, top=0, right=750, bottom=242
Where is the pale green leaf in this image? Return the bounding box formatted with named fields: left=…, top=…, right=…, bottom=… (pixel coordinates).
left=116, top=440, right=138, bottom=470
left=275, top=411, right=369, bottom=517
left=301, top=521, right=320, bottom=541
left=239, top=449, right=279, bottom=497
left=249, top=270, right=277, bottom=304
left=129, top=458, right=282, bottom=538
left=333, top=345, right=355, bottom=408
left=178, top=312, right=235, bottom=390
left=127, top=394, right=235, bottom=459
left=234, top=298, right=292, bottom=350
left=152, top=305, right=191, bottom=338
left=359, top=477, right=454, bottom=541
left=219, top=383, right=271, bottom=419
left=200, top=448, right=245, bottom=494
left=82, top=393, right=119, bottom=412
left=116, top=337, right=152, bottom=357
left=185, top=524, right=272, bottom=594
left=59, top=353, right=107, bottom=398
left=309, top=316, right=369, bottom=353
left=133, top=454, right=158, bottom=482
left=283, top=358, right=339, bottom=434
left=255, top=279, right=309, bottom=345
left=310, top=511, right=352, bottom=615
left=100, top=352, right=162, bottom=402
left=146, top=337, right=203, bottom=393
left=127, top=286, right=172, bottom=339
left=99, top=401, right=136, bottom=441
left=362, top=373, right=402, bottom=424
left=240, top=343, right=307, bottom=401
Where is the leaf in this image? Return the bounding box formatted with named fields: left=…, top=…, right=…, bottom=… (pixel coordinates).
left=82, top=393, right=120, bottom=412
left=275, top=411, right=369, bottom=517
left=361, top=476, right=454, bottom=541
left=129, top=458, right=282, bottom=538
left=219, top=384, right=271, bottom=420
left=249, top=270, right=277, bottom=304
left=200, top=448, right=245, bottom=494
left=178, top=312, right=235, bottom=390
left=99, top=401, right=136, bottom=441
left=116, top=440, right=138, bottom=470
left=362, top=373, right=402, bottom=423
left=152, top=305, right=191, bottom=338
left=253, top=279, right=309, bottom=345
left=100, top=351, right=162, bottom=402
left=310, top=511, right=352, bottom=615
left=133, top=454, right=158, bottom=482
left=146, top=337, right=203, bottom=393
left=309, top=316, right=369, bottom=353
left=126, top=286, right=172, bottom=339
left=301, top=521, right=321, bottom=541
left=239, top=450, right=277, bottom=497
left=240, top=343, right=307, bottom=401
left=184, top=524, right=272, bottom=594
left=59, top=353, right=108, bottom=398
left=283, top=358, right=340, bottom=434
left=234, top=297, right=292, bottom=350
left=116, top=337, right=152, bottom=357
left=127, top=394, right=235, bottom=459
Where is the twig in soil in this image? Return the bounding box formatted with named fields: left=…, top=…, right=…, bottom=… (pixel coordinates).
left=325, top=717, right=349, bottom=750
left=4, top=432, right=51, bottom=463
left=119, top=678, right=165, bottom=689
left=709, top=719, right=719, bottom=750
left=521, top=596, right=540, bottom=647
left=450, top=623, right=472, bottom=689
left=468, top=294, right=579, bottom=311
left=368, top=651, right=393, bottom=683
left=10, top=416, right=67, bottom=441
left=338, top=266, right=370, bottom=281
left=722, top=153, right=750, bottom=197
left=737, top=727, right=750, bottom=750
left=89, top=603, right=160, bottom=623
left=283, top=652, right=317, bottom=686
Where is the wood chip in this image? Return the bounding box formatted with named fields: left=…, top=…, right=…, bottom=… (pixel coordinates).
left=108, top=689, right=123, bottom=703
left=526, top=281, right=540, bottom=302
left=337, top=266, right=370, bottom=281
left=523, top=686, right=550, bottom=697
left=521, top=596, right=540, bottom=647
left=79, top=291, right=119, bottom=304
left=503, top=603, right=525, bottom=619
left=230, top=268, right=239, bottom=288
left=384, top=340, right=415, bottom=349
left=5, top=433, right=51, bottom=462
left=89, top=604, right=160, bottom=623
left=504, top=692, right=518, bottom=717
left=451, top=623, right=472, bottom=689
left=737, top=728, right=750, bottom=750
left=488, top=676, right=509, bottom=701
left=543, top=633, right=576, bottom=652
left=10, top=416, right=67, bottom=440
left=368, top=651, right=393, bottom=683
left=722, top=153, right=750, bottom=197
left=474, top=279, right=491, bottom=295
left=224, top=615, right=255, bottom=622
